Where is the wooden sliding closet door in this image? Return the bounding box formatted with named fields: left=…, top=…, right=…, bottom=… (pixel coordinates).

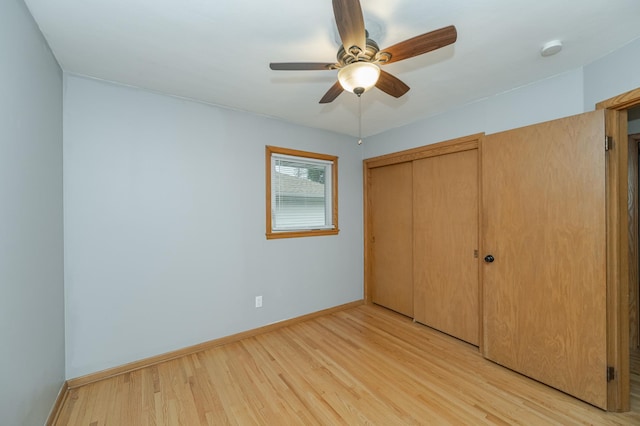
left=369, top=162, right=413, bottom=317
left=482, top=110, right=607, bottom=409
left=413, top=150, right=479, bottom=345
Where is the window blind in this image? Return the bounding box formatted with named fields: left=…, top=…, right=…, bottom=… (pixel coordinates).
left=271, top=154, right=334, bottom=231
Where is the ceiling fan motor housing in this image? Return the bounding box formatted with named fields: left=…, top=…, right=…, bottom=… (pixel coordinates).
left=337, top=36, right=388, bottom=66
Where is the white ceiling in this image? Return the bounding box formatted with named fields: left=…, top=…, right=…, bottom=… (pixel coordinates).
left=23, top=0, right=640, bottom=137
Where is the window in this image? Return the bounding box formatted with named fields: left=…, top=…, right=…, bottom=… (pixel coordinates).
left=266, top=146, right=338, bottom=239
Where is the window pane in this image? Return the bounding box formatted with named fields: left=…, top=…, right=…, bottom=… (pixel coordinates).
left=273, top=158, right=330, bottom=230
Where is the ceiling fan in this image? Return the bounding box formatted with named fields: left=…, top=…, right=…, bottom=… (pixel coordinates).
left=269, top=0, right=457, bottom=104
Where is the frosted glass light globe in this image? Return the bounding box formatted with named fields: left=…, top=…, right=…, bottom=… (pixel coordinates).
left=338, top=62, right=380, bottom=94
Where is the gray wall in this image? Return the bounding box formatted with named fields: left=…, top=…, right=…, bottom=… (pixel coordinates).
left=583, top=38, right=640, bottom=112
left=364, top=37, right=640, bottom=158
left=0, top=1, right=64, bottom=425
left=627, top=106, right=640, bottom=135
left=363, top=69, right=585, bottom=158
left=63, top=75, right=364, bottom=378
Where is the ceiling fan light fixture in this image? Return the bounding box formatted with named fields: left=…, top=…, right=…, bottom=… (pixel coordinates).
left=338, top=62, right=380, bottom=95
left=269, top=1, right=457, bottom=104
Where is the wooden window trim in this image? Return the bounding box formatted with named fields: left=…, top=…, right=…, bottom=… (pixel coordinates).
left=266, top=145, right=339, bottom=240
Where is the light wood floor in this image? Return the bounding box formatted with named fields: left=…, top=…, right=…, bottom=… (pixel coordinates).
left=55, top=304, right=640, bottom=425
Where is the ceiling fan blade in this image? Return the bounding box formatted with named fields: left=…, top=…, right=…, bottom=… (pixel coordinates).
left=332, top=0, right=366, bottom=52
left=381, top=25, right=457, bottom=65
left=375, top=70, right=410, bottom=98
left=270, top=62, right=336, bottom=71
left=319, top=81, right=344, bottom=104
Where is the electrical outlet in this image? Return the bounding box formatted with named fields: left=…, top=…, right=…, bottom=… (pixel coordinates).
left=255, top=295, right=263, bottom=308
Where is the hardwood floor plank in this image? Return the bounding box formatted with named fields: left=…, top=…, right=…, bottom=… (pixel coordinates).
left=55, top=305, right=640, bottom=425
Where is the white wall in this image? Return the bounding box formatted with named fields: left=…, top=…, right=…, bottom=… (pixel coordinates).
left=0, top=0, right=64, bottom=425
left=63, top=75, right=364, bottom=378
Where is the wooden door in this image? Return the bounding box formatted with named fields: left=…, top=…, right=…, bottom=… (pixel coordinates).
left=482, top=110, right=607, bottom=409
left=413, top=149, right=479, bottom=345
left=369, top=162, right=413, bottom=316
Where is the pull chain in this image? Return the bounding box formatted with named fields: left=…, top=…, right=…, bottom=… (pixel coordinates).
left=357, top=94, right=363, bottom=145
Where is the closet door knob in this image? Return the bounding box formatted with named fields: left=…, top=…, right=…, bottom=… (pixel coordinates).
left=484, top=255, right=495, bottom=263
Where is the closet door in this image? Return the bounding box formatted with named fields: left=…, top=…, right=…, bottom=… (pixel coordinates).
left=369, top=162, right=413, bottom=316
left=413, top=150, right=479, bottom=345
left=482, top=110, right=607, bottom=409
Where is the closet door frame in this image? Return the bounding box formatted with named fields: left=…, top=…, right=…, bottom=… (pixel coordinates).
left=597, top=87, right=640, bottom=411
left=363, top=133, right=484, bottom=348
